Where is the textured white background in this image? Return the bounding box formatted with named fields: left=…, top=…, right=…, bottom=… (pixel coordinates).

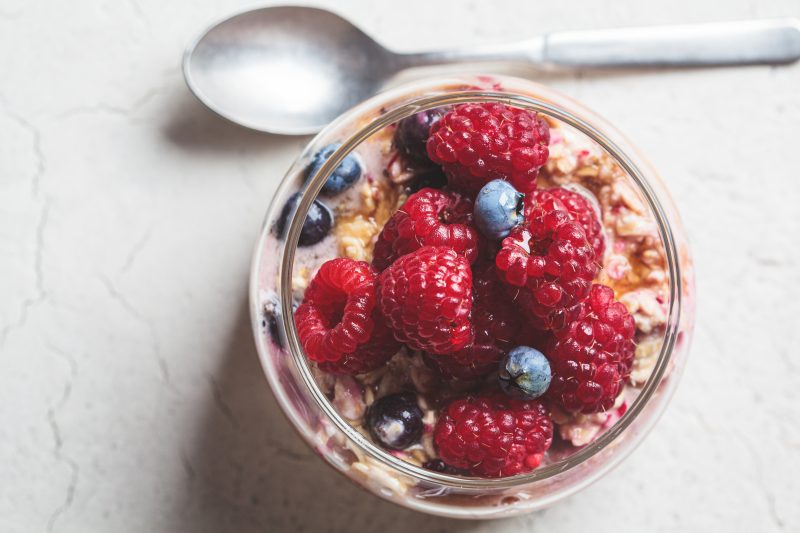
left=1, top=0, right=799, bottom=531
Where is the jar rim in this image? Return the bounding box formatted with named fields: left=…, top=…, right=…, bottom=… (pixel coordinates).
left=263, top=78, right=683, bottom=489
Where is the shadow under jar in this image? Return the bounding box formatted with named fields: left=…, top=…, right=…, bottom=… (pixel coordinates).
left=250, top=75, right=695, bottom=518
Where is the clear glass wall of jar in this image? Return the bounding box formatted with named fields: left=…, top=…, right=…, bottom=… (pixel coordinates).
left=250, top=75, right=695, bottom=518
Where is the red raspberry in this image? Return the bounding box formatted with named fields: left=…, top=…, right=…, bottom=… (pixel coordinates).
left=426, top=103, right=550, bottom=195
left=434, top=393, right=553, bottom=477
left=378, top=246, right=473, bottom=355
left=295, top=259, right=399, bottom=370
left=496, top=190, right=598, bottom=329
left=536, top=187, right=605, bottom=258
left=317, top=314, right=399, bottom=375
left=546, top=284, right=636, bottom=414
left=425, top=344, right=504, bottom=381
left=506, top=284, right=587, bottom=332
left=372, top=188, right=478, bottom=271
left=470, top=263, right=521, bottom=344
left=513, top=325, right=552, bottom=351
left=428, top=264, right=519, bottom=379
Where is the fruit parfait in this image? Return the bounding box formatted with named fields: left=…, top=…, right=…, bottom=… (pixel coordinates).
left=253, top=76, right=693, bottom=517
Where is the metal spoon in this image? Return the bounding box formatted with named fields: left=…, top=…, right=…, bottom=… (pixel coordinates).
left=183, top=6, right=800, bottom=135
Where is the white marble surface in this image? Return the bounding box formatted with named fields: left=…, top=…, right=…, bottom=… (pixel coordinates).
left=1, top=0, right=799, bottom=531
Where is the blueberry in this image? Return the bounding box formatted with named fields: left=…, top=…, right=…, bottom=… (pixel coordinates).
left=473, top=180, right=525, bottom=240
left=498, top=346, right=552, bottom=399
left=262, top=292, right=281, bottom=341
left=307, top=143, right=362, bottom=196
left=422, top=459, right=468, bottom=475
left=262, top=292, right=298, bottom=343
left=274, top=192, right=333, bottom=247
left=395, top=108, right=447, bottom=162
left=366, top=393, right=423, bottom=450
left=422, top=459, right=448, bottom=472
left=404, top=167, right=447, bottom=194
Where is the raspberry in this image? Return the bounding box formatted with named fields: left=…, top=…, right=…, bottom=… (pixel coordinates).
left=378, top=246, right=473, bottom=355
left=295, top=259, right=399, bottom=370
left=428, top=264, right=519, bottom=379
left=426, top=103, right=550, bottom=195
left=513, top=323, right=552, bottom=350
left=506, top=284, right=587, bottom=332
left=546, top=284, right=636, bottom=414
left=537, top=187, right=605, bottom=258
left=425, top=344, right=504, bottom=381
left=317, top=314, right=399, bottom=375
left=496, top=190, right=598, bottom=329
left=434, top=393, right=553, bottom=477
left=372, top=188, right=479, bottom=271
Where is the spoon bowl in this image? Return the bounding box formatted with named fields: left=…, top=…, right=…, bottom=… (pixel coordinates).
left=183, top=6, right=397, bottom=134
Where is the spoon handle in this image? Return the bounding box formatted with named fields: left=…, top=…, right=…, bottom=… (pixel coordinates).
left=398, top=18, right=800, bottom=69
left=543, top=18, right=800, bottom=67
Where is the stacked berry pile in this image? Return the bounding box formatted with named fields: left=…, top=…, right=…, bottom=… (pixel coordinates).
left=293, top=103, right=636, bottom=478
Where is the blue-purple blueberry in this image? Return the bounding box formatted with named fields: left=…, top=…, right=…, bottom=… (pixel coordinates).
left=275, top=192, right=333, bottom=246
left=473, top=179, right=525, bottom=240
left=395, top=108, right=447, bottom=162
left=499, top=346, right=552, bottom=399
left=307, top=143, right=363, bottom=195
left=367, top=393, right=423, bottom=450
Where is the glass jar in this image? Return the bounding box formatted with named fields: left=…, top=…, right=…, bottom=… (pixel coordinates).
left=249, top=75, right=695, bottom=518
